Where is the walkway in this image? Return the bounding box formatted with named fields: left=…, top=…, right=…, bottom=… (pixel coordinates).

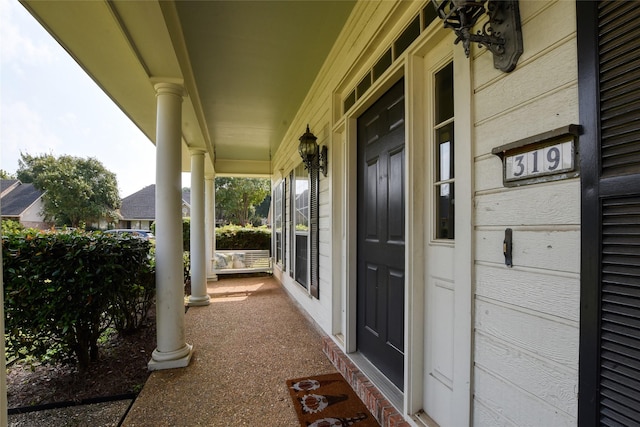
left=122, top=275, right=336, bottom=426
left=122, top=275, right=408, bottom=427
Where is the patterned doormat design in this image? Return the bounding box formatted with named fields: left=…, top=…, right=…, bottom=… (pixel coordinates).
left=286, top=373, right=379, bottom=426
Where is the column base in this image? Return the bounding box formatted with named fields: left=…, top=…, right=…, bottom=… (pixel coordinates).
left=148, top=343, right=193, bottom=371
left=207, top=274, right=219, bottom=282
left=187, top=294, right=211, bottom=306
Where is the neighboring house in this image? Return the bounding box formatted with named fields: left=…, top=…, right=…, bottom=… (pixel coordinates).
left=0, top=179, right=50, bottom=229
left=118, top=184, right=191, bottom=230
left=17, top=2, right=640, bottom=426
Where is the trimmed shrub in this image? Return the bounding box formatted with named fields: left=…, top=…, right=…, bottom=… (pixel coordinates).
left=151, top=218, right=190, bottom=251
left=2, top=219, right=24, bottom=235
left=215, top=225, right=271, bottom=250
left=3, top=229, right=155, bottom=369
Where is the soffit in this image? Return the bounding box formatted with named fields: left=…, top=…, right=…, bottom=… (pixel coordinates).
left=173, top=1, right=354, bottom=170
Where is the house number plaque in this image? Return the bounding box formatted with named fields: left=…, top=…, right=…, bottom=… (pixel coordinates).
left=505, top=140, right=574, bottom=181
left=492, top=125, right=580, bottom=187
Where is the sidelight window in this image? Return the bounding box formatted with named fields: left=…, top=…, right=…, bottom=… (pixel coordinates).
left=273, top=179, right=286, bottom=267
left=434, top=62, right=454, bottom=239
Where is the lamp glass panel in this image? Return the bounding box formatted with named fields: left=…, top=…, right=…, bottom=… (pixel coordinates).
left=299, top=139, right=316, bottom=160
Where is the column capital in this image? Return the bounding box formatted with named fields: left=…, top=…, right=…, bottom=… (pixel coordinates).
left=189, top=147, right=207, bottom=156
left=152, top=80, right=186, bottom=98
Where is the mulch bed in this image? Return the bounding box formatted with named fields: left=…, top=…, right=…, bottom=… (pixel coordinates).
left=6, top=308, right=157, bottom=410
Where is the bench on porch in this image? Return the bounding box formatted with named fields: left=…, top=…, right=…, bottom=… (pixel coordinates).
left=213, top=250, right=272, bottom=274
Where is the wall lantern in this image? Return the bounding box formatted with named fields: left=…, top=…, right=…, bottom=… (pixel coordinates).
left=298, top=125, right=328, bottom=177
left=431, top=0, right=523, bottom=72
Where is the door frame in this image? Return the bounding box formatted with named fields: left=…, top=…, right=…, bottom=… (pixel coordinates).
left=340, top=23, right=472, bottom=423
left=344, top=64, right=405, bottom=349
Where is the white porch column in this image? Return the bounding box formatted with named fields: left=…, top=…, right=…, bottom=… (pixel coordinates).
left=149, top=81, right=193, bottom=370
left=205, top=175, right=218, bottom=281
left=188, top=150, right=210, bottom=306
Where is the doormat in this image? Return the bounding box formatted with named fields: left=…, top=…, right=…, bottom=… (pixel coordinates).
left=286, top=373, right=379, bottom=427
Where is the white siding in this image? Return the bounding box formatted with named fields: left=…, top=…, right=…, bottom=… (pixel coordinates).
left=21, top=198, right=45, bottom=224
left=270, top=1, right=583, bottom=425
left=471, top=1, right=580, bottom=425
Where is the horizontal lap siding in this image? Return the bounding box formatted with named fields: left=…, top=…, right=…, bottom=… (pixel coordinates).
left=472, top=1, right=580, bottom=425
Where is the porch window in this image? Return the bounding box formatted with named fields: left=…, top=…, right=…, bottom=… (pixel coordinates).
left=434, top=62, right=455, bottom=239
left=273, top=180, right=285, bottom=267
left=292, top=163, right=309, bottom=288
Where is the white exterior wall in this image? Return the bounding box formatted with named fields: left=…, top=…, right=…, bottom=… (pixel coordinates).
left=471, top=1, right=580, bottom=426
left=20, top=198, right=50, bottom=229
left=20, top=199, right=43, bottom=223
left=272, top=1, right=581, bottom=425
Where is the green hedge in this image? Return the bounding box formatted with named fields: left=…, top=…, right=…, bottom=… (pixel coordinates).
left=151, top=218, right=190, bottom=251
left=3, top=229, right=155, bottom=369
left=150, top=221, right=271, bottom=251
left=215, top=225, right=271, bottom=250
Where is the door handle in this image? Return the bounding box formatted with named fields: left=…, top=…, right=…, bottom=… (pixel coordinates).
left=503, top=228, right=513, bottom=268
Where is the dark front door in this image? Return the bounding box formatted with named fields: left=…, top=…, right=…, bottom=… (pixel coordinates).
left=357, top=79, right=405, bottom=390
left=578, top=2, right=640, bottom=425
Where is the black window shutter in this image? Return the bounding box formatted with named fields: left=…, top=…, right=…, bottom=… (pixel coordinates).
left=599, top=196, right=640, bottom=426
left=579, top=1, right=640, bottom=426
left=599, top=1, right=640, bottom=178
left=282, top=179, right=287, bottom=271
left=309, top=166, right=320, bottom=299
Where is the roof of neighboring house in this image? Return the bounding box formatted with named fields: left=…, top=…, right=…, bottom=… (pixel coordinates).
left=182, top=189, right=191, bottom=207
left=120, top=185, right=190, bottom=220
left=120, top=185, right=156, bottom=220
left=1, top=180, right=44, bottom=216
left=1, top=179, right=20, bottom=196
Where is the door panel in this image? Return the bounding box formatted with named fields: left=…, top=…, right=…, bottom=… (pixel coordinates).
left=387, top=268, right=405, bottom=352
left=357, top=78, right=405, bottom=391
left=389, top=148, right=405, bottom=242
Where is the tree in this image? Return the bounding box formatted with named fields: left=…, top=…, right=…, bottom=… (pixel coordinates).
left=17, top=153, right=121, bottom=227
left=215, top=177, right=270, bottom=226
left=0, top=169, right=15, bottom=179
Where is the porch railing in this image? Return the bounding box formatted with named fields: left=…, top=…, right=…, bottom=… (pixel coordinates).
left=213, top=250, right=272, bottom=275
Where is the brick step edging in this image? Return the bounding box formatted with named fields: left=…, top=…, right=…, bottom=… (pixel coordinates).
left=322, top=336, right=411, bottom=427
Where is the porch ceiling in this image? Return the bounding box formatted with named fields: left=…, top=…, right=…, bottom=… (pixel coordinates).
left=21, top=0, right=355, bottom=176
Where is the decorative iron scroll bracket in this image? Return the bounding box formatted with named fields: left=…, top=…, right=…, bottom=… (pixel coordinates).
left=435, top=0, right=523, bottom=72
left=483, top=0, right=523, bottom=72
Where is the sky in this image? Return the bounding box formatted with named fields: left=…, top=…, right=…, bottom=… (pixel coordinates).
left=0, top=0, right=186, bottom=198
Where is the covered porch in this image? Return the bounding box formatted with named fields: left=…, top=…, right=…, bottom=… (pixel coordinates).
left=122, top=274, right=405, bottom=426
left=17, top=0, right=355, bottom=371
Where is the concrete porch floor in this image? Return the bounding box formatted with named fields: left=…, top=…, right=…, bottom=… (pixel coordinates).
left=122, top=275, right=408, bottom=427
